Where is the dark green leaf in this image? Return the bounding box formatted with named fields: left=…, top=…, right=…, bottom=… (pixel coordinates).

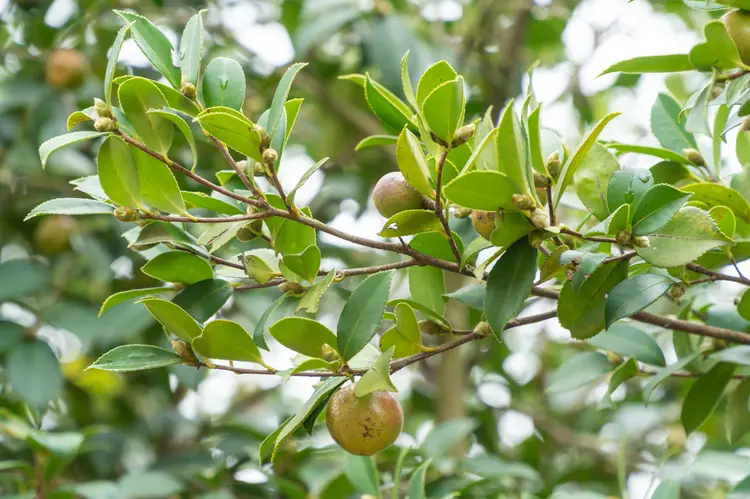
left=547, top=352, right=612, bottom=393
left=8, top=340, right=62, bottom=407
left=337, top=272, right=393, bottom=360
left=588, top=323, right=666, bottom=366
left=89, top=344, right=182, bottom=372
left=604, top=274, right=674, bottom=328
left=682, top=362, right=737, bottom=434
left=172, top=279, right=233, bottom=322
left=115, top=11, right=181, bottom=87
left=632, top=184, right=692, bottom=235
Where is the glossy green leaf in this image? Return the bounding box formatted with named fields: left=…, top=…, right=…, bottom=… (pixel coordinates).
left=416, top=60, right=457, bottom=109
left=141, top=298, right=202, bottom=342
left=99, top=287, right=174, bottom=316
left=547, top=352, right=612, bottom=393
left=643, top=352, right=701, bottom=402
left=97, top=136, right=141, bottom=209
left=443, top=170, right=517, bottom=211
left=681, top=183, right=750, bottom=222
left=179, top=11, right=204, bottom=86
left=275, top=208, right=316, bottom=255
left=202, top=57, right=245, bottom=110
left=192, top=320, right=267, bottom=365
left=270, top=317, right=338, bottom=358
left=558, top=260, right=629, bottom=340
left=585, top=204, right=630, bottom=238
left=554, top=112, right=620, bottom=208
left=650, top=93, right=697, bottom=152
left=484, top=238, right=538, bottom=339
left=195, top=110, right=263, bottom=163
left=39, top=131, right=107, bottom=169
left=588, top=323, right=666, bottom=366
left=116, top=75, right=201, bottom=116
left=396, top=127, right=433, bottom=197
left=355, top=346, right=397, bottom=397
left=298, top=270, right=336, bottom=314
left=337, top=271, right=393, bottom=360
left=355, top=135, right=398, bottom=151
left=605, top=274, right=673, bottom=328
left=682, top=362, right=737, bottom=434
left=607, top=142, right=690, bottom=164
left=282, top=245, right=321, bottom=284
left=599, top=357, right=638, bottom=410
left=380, top=302, right=424, bottom=359
left=574, top=142, right=620, bottom=220
left=141, top=252, right=213, bottom=285
left=267, top=63, right=307, bottom=140
left=182, top=191, right=243, bottom=215
left=600, top=54, right=694, bottom=75
left=254, top=294, right=287, bottom=350
left=24, top=198, right=112, bottom=220
left=105, top=22, right=134, bottom=106
left=287, top=157, right=329, bottom=207
left=689, top=20, right=747, bottom=71
left=632, top=184, right=692, bottom=235
left=172, top=279, right=232, bottom=322
left=130, top=144, right=187, bottom=216
left=607, top=169, right=654, bottom=214
left=147, top=109, right=197, bottom=170
left=364, top=74, right=415, bottom=133
left=8, top=340, right=62, bottom=407
left=489, top=212, right=536, bottom=249
left=406, top=459, right=432, bottom=499
left=495, top=100, right=531, bottom=196
left=408, top=265, right=445, bottom=315
left=422, top=77, right=464, bottom=143
left=118, top=77, right=173, bottom=155
left=89, top=344, right=182, bottom=372
left=379, top=209, right=441, bottom=237
left=115, top=11, right=180, bottom=87
left=635, top=207, right=732, bottom=267
left=726, top=376, right=750, bottom=443
left=570, top=253, right=608, bottom=292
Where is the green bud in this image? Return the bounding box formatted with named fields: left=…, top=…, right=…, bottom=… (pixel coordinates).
left=94, top=98, right=111, bottom=118
left=529, top=208, right=550, bottom=229
left=236, top=160, right=249, bottom=174
left=263, top=148, right=278, bottom=165
left=320, top=344, right=338, bottom=362
left=473, top=321, right=493, bottom=337
left=633, top=235, right=650, bottom=248
left=113, top=206, right=139, bottom=222
left=615, top=230, right=631, bottom=246
left=533, top=171, right=550, bottom=188
left=256, top=125, right=271, bottom=150
left=669, top=282, right=687, bottom=299
left=94, top=117, right=116, bottom=132
left=511, top=193, right=535, bottom=211
left=682, top=148, right=706, bottom=167
left=453, top=207, right=473, bottom=219
left=451, top=124, right=476, bottom=147
left=172, top=340, right=199, bottom=365
left=180, top=81, right=197, bottom=98
left=279, top=281, right=305, bottom=295
left=252, top=162, right=267, bottom=177
left=546, top=151, right=561, bottom=179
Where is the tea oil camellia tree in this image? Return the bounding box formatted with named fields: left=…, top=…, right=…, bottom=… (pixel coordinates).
left=12, top=2, right=750, bottom=497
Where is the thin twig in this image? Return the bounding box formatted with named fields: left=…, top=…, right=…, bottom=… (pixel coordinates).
left=265, top=157, right=297, bottom=217
left=141, top=212, right=271, bottom=224
left=639, top=367, right=746, bottom=380
left=210, top=136, right=268, bottom=204
left=560, top=227, right=619, bottom=244
left=686, top=263, right=750, bottom=287
left=434, top=148, right=463, bottom=263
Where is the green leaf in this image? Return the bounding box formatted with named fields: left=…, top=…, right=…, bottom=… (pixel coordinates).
left=570, top=253, right=608, bottom=292
left=599, top=357, right=638, bottom=410
left=141, top=298, right=202, bottom=342
left=682, top=362, right=737, bottom=434
left=408, top=266, right=445, bottom=315
left=267, top=63, right=307, bottom=140
left=401, top=51, right=418, bottom=110
left=182, top=191, right=243, bottom=215
left=115, top=11, right=181, bottom=87
left=130, top=144, right=187, bottom=216
left=271, top=377, right=347, bottom=460
left=254, top=294, right=287, bottom=350
left=275, top=208, right=316, bottom=255
left=484, top=238, right=538, bottom=338
left=141, top=252, right=213, bottom=285
left=650, top=160, right=694, bottom=186
left=443, top=170, right=518, bottom=211
left=547, top=352, right=613, bottom=393
left=179, top=11, right=204, bottom=86
left=689, top=20, right=747, bottom=71
left=129, top=221, right=195, bottom=249
left=39, top=131, right=107, bottom=169
left=380, top=302, right=424, bottom=359
left=388, top=299, right=451, bottom=329
left=243, top=251, right=278, bottom=285
left=89, top=344, right=182, bottom=372
left=66, top=107, right=95, bottom=131
left=270, top=317, right=338, bottom=358
left=298, top=270, right=336, bottom=314
left=337, top=271, right=393, bottom=361
left=406, top=459, right=432, bottom=499
left=558, top=260, right=629, bottom=340
left=460, top=126, right=499, bottom=175
left=554, top=113, right=620, bottom=208
left=355, top=135, right=398, bottom=151
left=650, top=93, right=697, bottom=153
left=115, top=75, right=200, bottom=116
left=495, top=101, right=531, bottom=196
left=27, top=430, right=84, bottom=457
left=287, top=157, right=329, bottom=207
left=379, top=209, right=442, bottom=237
left=527, top=106, right=548, bottom=176
left=202, top=57, right=246, bottom=110
left=686, top=83, right=712, bottom=137
left=599, top=54, right=694, bottom=75
left=726, top=377, right=750, bottom=444
left=355, top=346, right=397, bottom=397
left=643, top=352, right=701, bottom=402
left=574, top=142, right=620, bottom=220
left=195, top=110, right=262, bottom=162
left=396, top=127, right=434, bottom=197
left=8, top=340, right=62, bottom=407
left=588, top=323, right=666, bottom=366
left=172, top=279, right=233, bottom=322
left=416, top=60, right=457, bottom=109
left=192, top=320, right=267, bottom=365
left=607, top=142, right=690, bottom=164
left=344, top=455, right=380, bottom=497
left=713, top=104, right=730, bottom=169
left=105, top=22, right=134, bottom=106
left=539, top=245, right=569, bottom=283
left=0, top=260, right=49, bottom=301
left=605, top=274, right=674, bottom=328
left=489, top=212, right=536, bottom=249
left=97, top=136, right=141, bottom=209
left=421, top=77, right=464, bottom=143
left=585, top=204, right=630, bottom=238
left=632, top=184, right=692, bottom=235
left=24, top=197, right=113, bottom=221
left=607, top=169, right=654, bottom=214
left=635, top=207, right=732, bottom=267
left=709, top=205, right=736, bottom=238
left=282, top=245, right=321, bottom=284
left=282, top=358, right=340, bottom=382
left=365, top=74, right=416, bottom=133
left=259, top=416, right=292, bottom=464
left=99, top=287, right=174, bottom=316
left=118, top=77, right=173, bottom=155
left=147, top=109, right=198, bottom=171
left=681, top=183, right=750, bottom=222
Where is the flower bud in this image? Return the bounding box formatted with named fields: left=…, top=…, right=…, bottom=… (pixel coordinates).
left=546, top=151, right=561, bottom=179
left=279, top=281, right=305, bottom=295
left=615, top=230, right=631, bottom=246
left=473, top=321, right=493, bottom=337
left=252, top=162, right=267, bottom=177
left=633, top=235, right=650, bottom=248
left=113, top=206, right=139, bottom=222
left=669, top=282, right=687, bottom=298
left=453, top=207, right=472, bottom=219
left=533, top=172, right=550, bottom=188
left=256, top=125, right=271, bottom=150
left=320, top=344, right=338, bottom=362
left=530, top=208, right=550, bottom=229
left=682, top=148, right=706, bottom=167
left=236, top=159, right=249, bottom=174
left=172, top=340, right=199, bottom=365
left=451, top=124, right=476, bottom=147
left=511, top=194, right=535, bottom=211
left=263, top=148, right=278, bottom=165
left=180, top=81, right=197, bottom=98
left=94, top=117, right=116, bottom=132
left=94, top=98, right=111, bottom=118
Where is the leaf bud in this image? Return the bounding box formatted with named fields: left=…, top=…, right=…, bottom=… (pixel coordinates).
left=546, top=151, right=561, bottom=179
left=236, top=159, right=249, bottom=174
left=263, top=148, right=278, bottom=165
left=606, top=351, right=623, bottom=366
left=529, top=208, right=550, bottom=229
left=419, top=320, right=450, bottom=336
left=633, top=235, right=650, bottom=248
left=533, top=171, right=550, bottom=188
left=180, top=81, right=197, bottom=98
left=252, top=161, right=267, bottom=177
left=669, top=282, right=687, bottom=299
left=682, top=148, right=706, bottom=167
left=94, top=117, right=116, bottom=132
left=512, top=194, right=535, bottom=211
left=473, top=321, right=493, bottom=337
left=256, top=125, right=271, bottom=150
left=451, top=124, right=476, bottom=147
left=453, top=207, right=473, bottom=219
left=172, top=340, right=199, bottom=365
left=113, top=206, right=139, bottom=222
left=615, top=230, right=631, bottom=246
left=279, top=281, right=305, bottom=295
left=320, top=344, right=338, bottom=362
left=94, top=98, right=111, bottom=118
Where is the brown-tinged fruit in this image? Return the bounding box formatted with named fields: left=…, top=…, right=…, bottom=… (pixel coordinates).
left=34, top=215, right=78, bottom=254
left=723, top=9, right=750, bottom=66
left=45, top=49, right=90, bottom=89
left=472, top=210, right=496, bottom=240
left=326, top=384, right=403, bottom=456
left=372, top=172, right=429, bottom=218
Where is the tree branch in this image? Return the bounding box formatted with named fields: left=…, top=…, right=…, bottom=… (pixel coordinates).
left=142, top=212, right=271, bottom=224
left=210, top=136, right=268, bottom=204
left=434, top=148, right=462, bottom=263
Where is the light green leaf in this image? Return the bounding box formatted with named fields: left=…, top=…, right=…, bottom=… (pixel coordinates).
left=267, top=63, right=307, bottom=140
left=496, top=100, right=531, bottom=196
left=686, top=83, right=712, bottom=137
left=179, top=11, right=204, bottom=86
left=194, top=110, right=263, bottom=163
left=118, top=77, right=173, bottom=155
left=97, top=136, right=141, bottom=209
left=141, top=297, right=202, bottom=342
left=600, top=54, right=694, bottom=75
left=605, top=274, right=674, bottom=329
left=416, top=60, right=457, bottom=109
left=380, top=302, right=424, bottom=359
left=682, top=362, right=737, bottom=434
left=298, top=270, right=336, bottom=314
left=709, top=205, right=736, bottom=239
left=8, top=340, right=62, bottom=407
left=607, top=142, right=690, bottom=164
left=388, top=299, right=451, bottom=329
left=547, top=352, right=613, bottom=393
left=421, top=77, right=464, bottom=143
left=288, top=157, right=329, bottom=207
left=355, top=346, right=397, bottom=397
left=643, top=352, right=701, bottom=402
left=379, top=209, right=442, bottom=237
left=275, top=207, right=316, bottom=255
left=141, top=251, right=213, bottom=285
left=727, top=376, right=750, bottom=443
left=202, top=57, right=246, bottom=110
left=681, top=183, right=750, bottom=222
left=130, top=144, right=187, bottom=215
left=574, top=142, right=620, bottom=220
left=114, top=11, right=180, bottom=87
left=66, top=107, right=95, bottom=131
left=270, top=317, right=338, bottom=358
left=489, top=212, right=536, bottom=249
left=182, top=191, right=243, bottom=215
left=115, top=75, right=200, bottom=116
left=99, top=287, right=174, bottom=316
left=39, top=131, right=107, bottom=169
left=443, top=170, right=518, bottom=211
left=337, top=271, right=393, bottom=360
left=408, top=265, right=445, bottom=315
left=147, top=108, right=198, bottom=170
left=89, top=344, right=182, bottom=372
left=282, top=245, right=321, bottom=284
left=632, top=184, right=692, bottom=235
left=527, top=106, right=548, bottom=176
left=344, top=455, right=380, bottom=497
left=689, top=20, right=747, bottom=71
left=650, top=93, right=697, bottom=153
left=105, top=22, right=134, bottom=106
left=365, top=74, right=416, bottom=133
left=24, top=198, right=112, bottom=220
left=355, top=134, right=398, bottom=151
left=397, top=127, right=434, bottom=197
left=588, top=323, right=666, bottom=366
left=192, top=320, right=267, bottom=365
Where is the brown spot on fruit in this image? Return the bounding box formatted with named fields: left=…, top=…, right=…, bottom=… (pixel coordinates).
left=45, top=49, right=90, bottom=89
left=371, top=172, right=429, bottom=218
left=326, top=384, right=403, bottom=456
left=471, top=210, right=496, bottom=240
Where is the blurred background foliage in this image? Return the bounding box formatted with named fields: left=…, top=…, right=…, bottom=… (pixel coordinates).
left=2, top=0, right=750, bottom=498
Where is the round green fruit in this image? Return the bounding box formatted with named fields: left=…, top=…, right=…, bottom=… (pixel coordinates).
left=326, top=384, right=403, bottom=456
left=471, top=210, right=496, bottom=240
left=34, top=215, right=78, bottom=254
left=723, top=9, right=750, bottom=66
left=372, top=172, right=426, bottom=218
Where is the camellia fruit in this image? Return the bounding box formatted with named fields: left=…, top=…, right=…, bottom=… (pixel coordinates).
left=45, top=49, right=90, bottom=89
left=372, top=172, right=431, bottom=218
left=471, top=210, right=496, bottom=240
left=326, top=384, right=403, bottom=456
left=34, top=215, right=78, bottom=254
left=723, top=9, right=750, bottom=66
